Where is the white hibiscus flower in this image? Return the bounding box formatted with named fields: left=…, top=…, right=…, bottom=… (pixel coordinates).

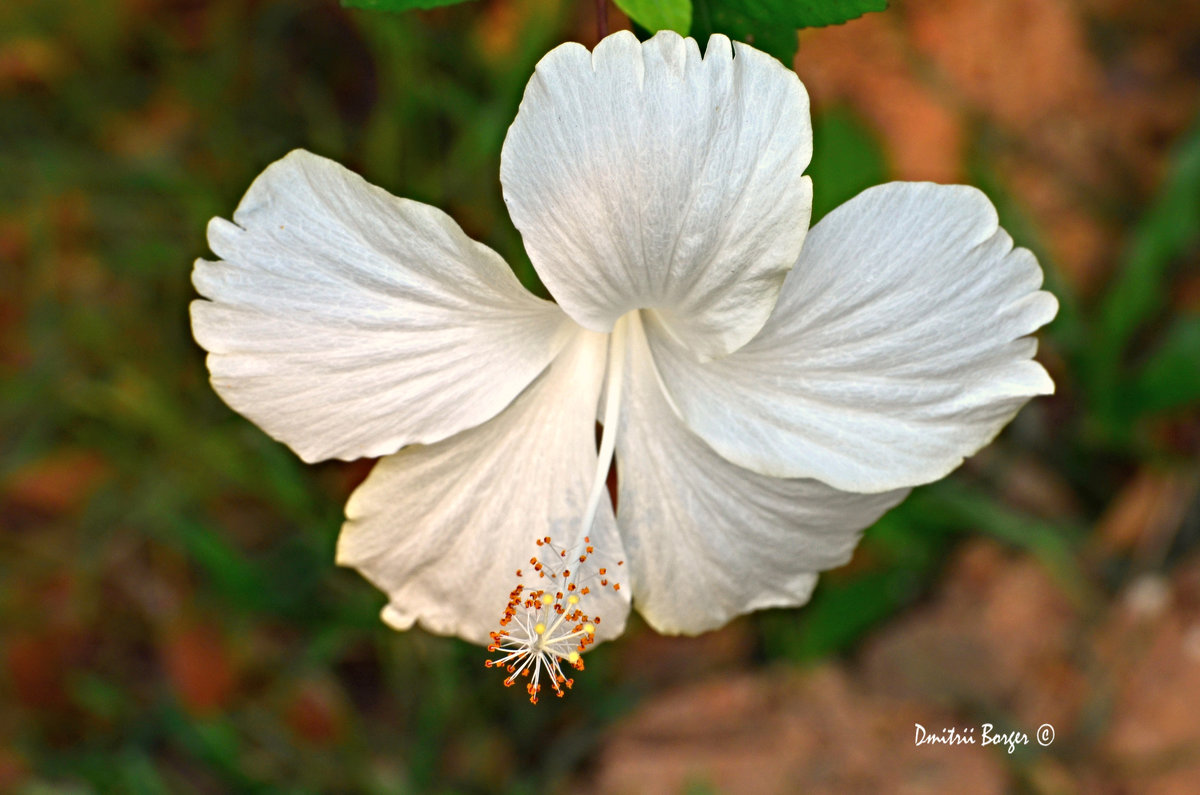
left=191, top=31, right=1057, bottom=661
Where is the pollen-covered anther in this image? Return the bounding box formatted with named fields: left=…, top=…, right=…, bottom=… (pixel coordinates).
left=485, top=534, right=621, bottom=704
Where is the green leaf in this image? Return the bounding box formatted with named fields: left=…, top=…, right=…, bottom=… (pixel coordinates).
left=692, top=0, right=798, bottom=63
left=912, top=483, right=1090, bottom=605
left=808, top=107, right=887, bottom=224
left=1134, top=314, right=1200, bottom=415
left=341, top=0, right=475, bottom=12
left=692, top=0, right=887, bottom=64
left=1082, top=114, right=1200, bottom=439
left=615, top=0, right=692, bottom=34
left=761, top=568, right=925, bottom=662
left=769, top=0, right=887, bottom=27
left=1096, top=114, right=1200, bottom=367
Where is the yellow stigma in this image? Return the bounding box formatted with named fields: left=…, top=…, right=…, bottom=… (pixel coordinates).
left=566, top=651, right=580, bottom=664
left=567, top=595, right=579, bottom=605
left=583, top=623, right=595, bottom=635
left=541, top=593, right=554, bottom=606
left=534, top=622, right=546, bottom=635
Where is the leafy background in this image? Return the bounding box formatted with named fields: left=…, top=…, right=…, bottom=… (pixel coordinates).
left=2, top=0, right=1199, bottom=792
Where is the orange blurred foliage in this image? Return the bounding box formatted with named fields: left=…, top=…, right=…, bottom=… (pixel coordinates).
left=160, top=622, right=238, bottom=716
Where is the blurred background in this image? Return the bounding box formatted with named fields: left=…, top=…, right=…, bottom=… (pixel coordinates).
left=2, top=0, right=1199, bottom=792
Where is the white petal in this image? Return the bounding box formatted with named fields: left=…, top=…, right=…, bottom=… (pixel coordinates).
left=336, top=330, right=630, bottom=646
left=191, top=149, right=571, bottom=463
left=650, top=182, right=1059, bottom=493
left=501, top=31, right=813, bottom=360
left=614, top=313, right=908, bottom=635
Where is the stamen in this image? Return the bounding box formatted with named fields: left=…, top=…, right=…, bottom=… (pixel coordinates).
left=485, top=535, right=622, bottom=704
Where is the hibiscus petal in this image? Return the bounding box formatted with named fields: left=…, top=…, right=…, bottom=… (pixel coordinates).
left=192, top=149, right=571, bottom=463
left=614, top=313, right=908, bottom=635
left=649, top=182, right=1059, bottom=493
left=501, top=31, right=813, bottom=361
left=336, top=330, right=630, bottom=646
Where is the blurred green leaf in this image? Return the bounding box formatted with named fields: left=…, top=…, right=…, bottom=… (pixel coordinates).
left=765, top=568, right=924, bottom=662
left=1095, top=114, right=1200, bottom=369
left=114, top=752, right=172, bottom=795
left=758, top=505, right=945, bottom=661
left=808, top=107, right=887, bottom=223
left=1078, top=114, right=1200, bottom=444
left=173, top=519, right=267, bottom=608
left=158, top=707, right=253, bottom=789
left=1134, top=314, right=1200, bottom=414
left=692, top=0, right=887, bottom=63
left=616, top=0, right=692, bottom=34
left=341, top=0, right=475, bottom=11
left=913, top=482, right=1089, bottom=604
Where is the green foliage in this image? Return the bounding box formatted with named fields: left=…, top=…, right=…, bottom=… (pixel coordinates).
left=760, top=474, right=1090, bottom=664
left=1095, top=116, right=1200, bottom=369
left=341, top=0, right=475, bottom=12
left=1134, top=315, right=1200, bottom=415
left=808, top=107, right=888, bottom=224
left=743, top=0, right=888, bottom=27
left=615, top=0, right=692, bottom=34
left=342, top=0, right=889, bottom=64
left=691, top=0, right=887, bottom=63
left=1069, top=115, right=1200, bottom=448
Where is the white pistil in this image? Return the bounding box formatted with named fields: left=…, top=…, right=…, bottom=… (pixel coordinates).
left=578, top=314, right=628, bottom=539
